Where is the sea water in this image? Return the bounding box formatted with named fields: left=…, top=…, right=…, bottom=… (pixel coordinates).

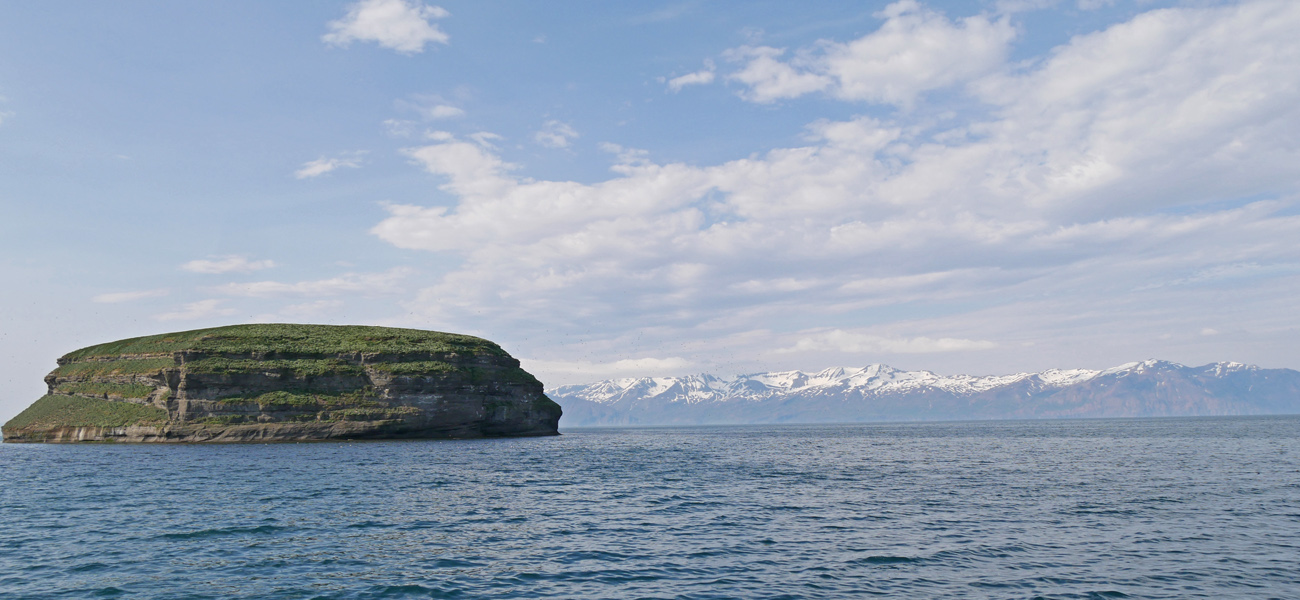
left=1, top=416, right=1298, bottom=599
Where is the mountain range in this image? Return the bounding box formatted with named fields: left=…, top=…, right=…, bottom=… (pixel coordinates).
left=550, top=360, right=1300, bottom=426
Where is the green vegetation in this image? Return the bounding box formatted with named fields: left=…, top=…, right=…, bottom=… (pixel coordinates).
left=52, top=358, right=175, bottom=378
left=185, top=357, right=365, bottom=377
left=367, top=360, right=460, bottom=375
left=56, top=382, right=156, bottom=399
left=216, top=388, right=379, bottom=409
left=3, top=395, right=167, bottom=430
left=326, top=406, right=420, bottom=422
left=62, top=324, right=505, bottom=361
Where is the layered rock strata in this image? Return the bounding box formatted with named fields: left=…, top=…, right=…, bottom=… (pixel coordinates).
left=2, top=324, right=561, bottom=442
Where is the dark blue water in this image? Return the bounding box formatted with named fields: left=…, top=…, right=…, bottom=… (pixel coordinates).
left=2, top=417, right=1299, bottom=599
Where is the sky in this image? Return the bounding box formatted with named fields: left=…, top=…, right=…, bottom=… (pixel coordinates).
left=2, top=0, right=1299, bottom=421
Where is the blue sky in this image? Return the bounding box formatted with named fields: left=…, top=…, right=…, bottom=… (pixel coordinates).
left=3, top=0, right=1299, bottom=421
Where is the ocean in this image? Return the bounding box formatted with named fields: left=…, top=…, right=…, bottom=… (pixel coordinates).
left=1, top=416, right=1298, bottom=599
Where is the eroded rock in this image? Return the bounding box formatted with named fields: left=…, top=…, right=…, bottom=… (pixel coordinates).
left=2, top=324, right=561, bottom=442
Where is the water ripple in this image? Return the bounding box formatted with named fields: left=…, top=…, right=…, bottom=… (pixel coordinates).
left=2, top=417, right=1299, bottom=598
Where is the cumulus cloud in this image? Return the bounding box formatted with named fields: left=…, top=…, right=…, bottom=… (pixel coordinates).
left=533, top=120, right=579, bottom=148
left=92, top=289, right=169, bottom=303
left=323, top=0, right=450, bottom=54
left=370, top=0, right=1300, bottom=377
left=214, top=268, right=411, bottom=297
left=726, top=0, right=1014, bottom=106
left=775, top=330, right=997, bottom=354
left=155, top=299, right=235, bottom=322
left=181, top=256, right=276, bottom=274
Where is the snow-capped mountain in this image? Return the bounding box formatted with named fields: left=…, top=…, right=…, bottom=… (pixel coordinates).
left=550, top=360, right=1300, bottom=426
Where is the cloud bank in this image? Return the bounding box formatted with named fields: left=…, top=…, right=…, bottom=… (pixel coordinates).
left=364, top=1, right=1300, bottom=380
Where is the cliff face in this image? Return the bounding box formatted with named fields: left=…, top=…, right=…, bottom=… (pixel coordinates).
left=2, top=324, right=561, bottom=442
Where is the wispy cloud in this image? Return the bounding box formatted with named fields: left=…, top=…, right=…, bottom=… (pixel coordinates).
left=323, top=0, right=450, bottom=54
left=91, top=289, right=169, bottom=303
left=249, top=300, right=346, bottom=323
left=214, top=268, right=411, bottom=297
left=534, top=120, right=578, bottom=149
left=397, top=95, right=466, bottom=120
left=181, top=256, right=276, bottom=274
left=775, top=330, right=997, bottom=354
left=666, top=60, right=716, bottom=92
left=155, top=299, right=236, bottom=322
left=294, top=154, right=363, bottom=179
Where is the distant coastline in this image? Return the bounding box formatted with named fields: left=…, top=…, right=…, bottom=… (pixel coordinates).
left=552, top=360, right=1300, bottom=427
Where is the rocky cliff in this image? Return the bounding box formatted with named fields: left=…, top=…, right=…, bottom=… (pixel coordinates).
left=2, top=324, right=561, bottom=442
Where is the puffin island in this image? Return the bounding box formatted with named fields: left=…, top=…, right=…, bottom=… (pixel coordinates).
left=1, top=324, right=561, bottom=443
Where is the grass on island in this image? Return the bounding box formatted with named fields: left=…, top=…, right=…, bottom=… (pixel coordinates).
left=61, top=324, right=506, bottom=361
left=3, top=395, right=167, bottom=430
left=185, top=357, right=367, bottom=377
left=325, top=406, right=421, bottom=422
left=365, top=360, right=460, bottom=375
left=52, top=358, right=176, bottom=378
left=215, top=388, right=380, bottom=409
left=56, top=382, right=157, bottom=399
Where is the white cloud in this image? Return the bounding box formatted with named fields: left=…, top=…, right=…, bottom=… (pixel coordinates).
left=384, top=118, right=418, bottom=137
left=155, top=300, right=236, bottom=322
left=295, top=154, right=363, bottom=179
left=726, top=46, right=831, bottom=103
left=726, top=0, right=1014, bottom=106
left=397, top=95, right=466, bottom=120
left=775, top=330, right=997, bottom=354
left=533, top=120, right=579, bottom=148
left=425, top=104, right=464, bottom=119
left=181, top=256, right=276, bottom=274
left=323, top=0, right=449, bottom=54
left=0, top=111, right=13, bottom=126
left=91, top=289, right=169, bottom=303
left=370, top=0, right=1300, bottom=377
left=468, top=131, right=503, bottom=149
left=666, top=60, right=716, bottom=92
left=214, top=268, right=411, bottom=297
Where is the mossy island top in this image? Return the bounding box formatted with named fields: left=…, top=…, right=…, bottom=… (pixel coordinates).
left=3, top=323, right=561, bottom=443
left=61, top=323, right=510, bottom=361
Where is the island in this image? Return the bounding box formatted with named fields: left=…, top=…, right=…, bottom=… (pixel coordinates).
left=1, top=324, right=561, bottom=442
